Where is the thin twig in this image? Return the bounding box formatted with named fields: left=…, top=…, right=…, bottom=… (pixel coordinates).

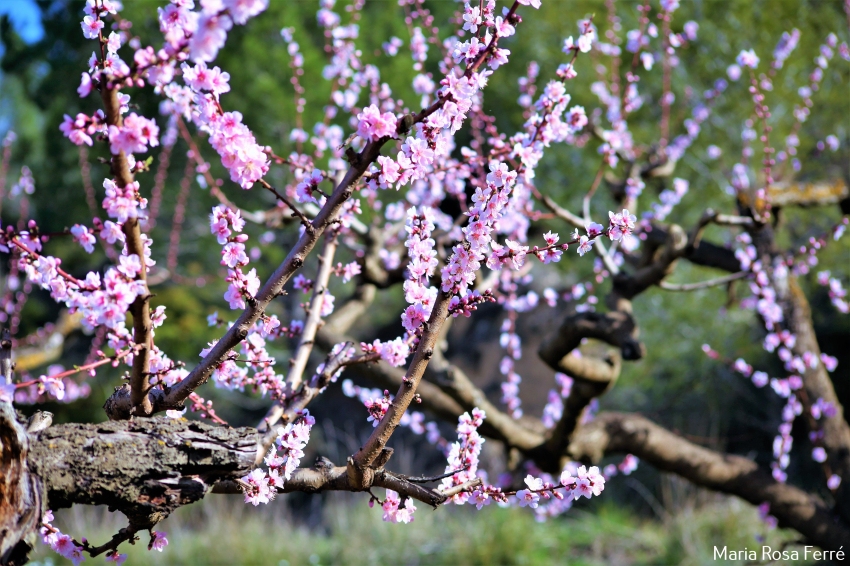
left=659, top=271, right=748, bottom=292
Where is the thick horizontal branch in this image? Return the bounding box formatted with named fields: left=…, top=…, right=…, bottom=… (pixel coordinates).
left=28, top=418, right=256, bottom=526
left=568, top=412, right=850, bottom=550
left=425, top=350, right=546, bottom=450
left=214, top=457, right=467, bottom=509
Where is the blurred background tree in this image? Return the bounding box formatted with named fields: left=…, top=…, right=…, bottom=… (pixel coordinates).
left=0, top=0, right=847, bottom=563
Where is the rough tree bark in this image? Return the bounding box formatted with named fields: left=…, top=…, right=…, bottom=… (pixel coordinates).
left=1, top=417, right=256, bottom=564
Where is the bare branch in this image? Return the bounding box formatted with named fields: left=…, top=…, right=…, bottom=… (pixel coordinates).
left=659, top=271, right=748, bottom=292
left=539, top=193, right=620, bottom=275
left=569, top=412, right=850, bottom=550
left=539, top=310, right=644, bottom=366
left=353, top=292, right=451, bottom=469
left=425, top=347, right=546, bottom=450
left=287, top=232, right=338, bottom=392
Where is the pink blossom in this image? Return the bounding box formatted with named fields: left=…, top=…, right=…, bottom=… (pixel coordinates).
left=607, top=209, right=636, bottom=241
left=81, top=15, right=104, bottom=39
left=225, top=0, right=269, bottom=25
left=241, top=468, right=272, bottom=505
left=577, top=235, right=593, bottom=256
left=77, top=73, right=92, bottom=98
left=150, top=531, right=168, bottom=552
left=70, top=225, right=96, bottom=253
left=106, top=551, right=127, bottom=564
left=736, top=49, right=760, bottom=69
left=190, top=14, right=232, bottom=63
left=357, top=105, right=397, bottom=142
left=108, top=113, right=160, bottom=155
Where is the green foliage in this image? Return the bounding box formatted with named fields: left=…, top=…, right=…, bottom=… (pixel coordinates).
left=0, top=2, right=848, bottom=558
left=32, top=495, right=811, bottom=566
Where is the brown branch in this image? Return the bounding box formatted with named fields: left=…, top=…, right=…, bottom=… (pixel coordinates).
left=614, top=223, right=688, bottom=300
left=659, top=271, right=748, bottom=292
left=104, top=137, right=391, bottom=420
left=29, top=418, right=255, bottom=526
left=100, top=87, right=154, bottom=416
left=642, top=223, right=742, bottom=274
left=425, top=347, right=545, bottom=450
left=539, top=310, right=643, bottom=367
left=568, top=412, right=850, bottom=551
left=539, top=193, right=620, bottom=275
left=0, top=333, right=45, bottom=565
left=287, top=231, right=338, bottom=391
left=214, top=457, right=459, bottom=509
left=353, top=291, right=451, bottom=469
left=786, top=276, right=850, bottom=524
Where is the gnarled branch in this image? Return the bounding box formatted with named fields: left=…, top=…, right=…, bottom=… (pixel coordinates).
left=569, top=412, right=850, bottom=551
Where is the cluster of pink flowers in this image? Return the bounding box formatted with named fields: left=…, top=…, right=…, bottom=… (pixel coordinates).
left=194, top=100, right=269, bottom=190
left=499, top=321, right=523, bottom=418
left=40, top=511, right=85, bottom=565
left=401, top=207, right=438, bottom=333
left=381, top=489, right=417, bottom=523
left=441, top=162, right=518, bottom=296
left=541, top=373, right=574, bottom=428
left=294, top=168, right=323, bottom=204
left=607, top=209, right=637, bottom=241
left=771, top=395, right=804, bottom=482
left=8, top=229, right=147, bottom=334
left=356, top=105, right=397, bottom=142
left=158, top=0, right=269, bottom=63
left=108, top=112, right=160, bottom=156
left=59, top=111, right=106, bottom=147
left=103, top=178, right=148, bottom=224
left=516, top=464, right=606, bottom=509
left=442, top=409, right=486, bottom=504
left=361, top=338, right=410, bottom=368
left=816, top=270, right=848, bottom=313
left=447, top=289, right=496, bottom=318
left=364, top=389, right=393, bottom=427
left=340, top=379, right=428, bottom=434
left=204, top=325, right=284, bottom=397
left=12, top=371, right=92, bottom=405
left=242, top=411, right=315, bottom=506
left=210, top=205, right=260, bottom=310
left=562, top=19, right=596, bottom=55
left=510, top=81, right=588, bottom=173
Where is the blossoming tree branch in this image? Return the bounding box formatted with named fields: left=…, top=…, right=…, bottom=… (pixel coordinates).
left=1, top=0, right=849, bottom=563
